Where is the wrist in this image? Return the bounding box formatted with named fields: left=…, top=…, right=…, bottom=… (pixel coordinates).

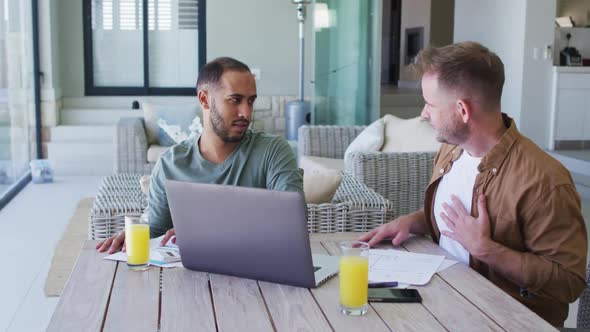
left=472, top=237, right=495, bottom=259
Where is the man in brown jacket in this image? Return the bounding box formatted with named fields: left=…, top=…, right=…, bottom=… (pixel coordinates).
left=360, top=41, right=587, bottom=326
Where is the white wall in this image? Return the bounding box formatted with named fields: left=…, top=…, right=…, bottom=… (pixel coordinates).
left=56, top=0, right=309, bottom=98
left=399, top=0, right=431, bottom=81
left=454, top=0, right=558, bottom=148
left=57, top=0, right=84, bottom=98
left=39, top=0, right=60, bottom=101
left=454, top=0, right=526, bottom=129
left=207, top=0, right=312, bottom=97
left=520, top=0, right=557, bottom=147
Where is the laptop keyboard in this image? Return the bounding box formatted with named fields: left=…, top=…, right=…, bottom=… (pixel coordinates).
left=314, top=266, right=321, bottom=272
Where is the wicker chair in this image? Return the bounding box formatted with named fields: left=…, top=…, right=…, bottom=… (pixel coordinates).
left=89, top=173, right=394, bottom=239
left=576, top=263, right=590, bottom=329
left=298, top=125, right=435, bottom=216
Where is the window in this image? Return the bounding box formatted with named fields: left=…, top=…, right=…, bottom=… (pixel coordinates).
left=83, top=0, right=206, bottom=95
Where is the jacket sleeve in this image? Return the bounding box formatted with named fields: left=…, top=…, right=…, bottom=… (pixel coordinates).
left=493, top=184, right=587, bottom=303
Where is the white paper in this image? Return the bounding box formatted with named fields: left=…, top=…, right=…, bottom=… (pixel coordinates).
left=103, top=235, right=183, bottom=268
left=436, top=258, right=459, bottom=273
left=368, top=249, right=445, bottom=285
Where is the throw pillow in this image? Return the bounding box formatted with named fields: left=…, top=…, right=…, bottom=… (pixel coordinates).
left=303, top=169, right=343, bottom=204
left=143, top=101, right=201, bottom=145
left=344, top=118, right=385, bottom=156
left=158, top=114, right=203, bottom=146
left=299, top=156, right=345, bottom=172
left=381, top=114, right=440, bottom=152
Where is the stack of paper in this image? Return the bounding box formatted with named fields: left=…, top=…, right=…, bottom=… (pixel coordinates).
left=368, top=249, right=458, bottom=288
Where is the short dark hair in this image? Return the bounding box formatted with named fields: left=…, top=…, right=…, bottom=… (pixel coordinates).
left=413, top=41, right=505, bottom=107
left=196, top=57, right=251, bottom=92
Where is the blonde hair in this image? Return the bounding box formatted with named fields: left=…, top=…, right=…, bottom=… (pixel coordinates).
left=414, top=41, right=504, bottom=107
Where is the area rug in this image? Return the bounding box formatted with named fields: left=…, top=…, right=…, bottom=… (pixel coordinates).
left=44, top=197, right=94, bottom=297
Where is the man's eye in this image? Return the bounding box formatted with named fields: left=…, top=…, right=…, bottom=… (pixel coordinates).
left=248, top=99, right=256, bottom=105
left=229, top=98, right=240, bottom=103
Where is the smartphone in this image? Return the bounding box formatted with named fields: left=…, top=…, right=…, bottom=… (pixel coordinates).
left=368, top=288, right=422, bottom=303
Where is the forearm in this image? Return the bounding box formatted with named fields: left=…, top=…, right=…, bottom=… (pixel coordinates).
left=148, top=208, right=172, bottom=238
left=475, top=239, right=586, bottom=303
left=406, top=209, right=428, bottom=235
left=147, top=161, right=173, bottom=238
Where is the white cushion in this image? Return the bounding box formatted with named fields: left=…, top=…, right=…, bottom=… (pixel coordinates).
left=303, top=169, right=343, bottom=204
left=344, top=118, right=385, bottom=156
left=299, top=156, right=345, bottom=173
left=381, top=115, right=440, bottom=152
left=147, top=145, right=170, bottom=163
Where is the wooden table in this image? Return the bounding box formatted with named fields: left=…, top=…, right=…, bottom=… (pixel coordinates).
left=47, top=233, right=556, bottom=331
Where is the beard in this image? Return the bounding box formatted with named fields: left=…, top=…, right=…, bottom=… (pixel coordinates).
left=429, top=118, right=470, bottom=145
left=209, top=100, right=249, bottom=143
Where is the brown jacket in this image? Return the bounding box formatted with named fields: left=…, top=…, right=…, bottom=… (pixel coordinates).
left=423, top=114, right=587, bottom=326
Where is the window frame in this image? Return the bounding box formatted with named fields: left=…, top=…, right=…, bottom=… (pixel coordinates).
left=82, top=0, right=206, bottom=96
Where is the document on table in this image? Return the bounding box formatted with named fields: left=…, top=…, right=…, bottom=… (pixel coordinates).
left=368, top=249, right=446, bottom=285
left=103, top=235, right=183, bottom=268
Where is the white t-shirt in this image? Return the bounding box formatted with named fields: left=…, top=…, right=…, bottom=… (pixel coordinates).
left=433, top=151, right=482, bottom=265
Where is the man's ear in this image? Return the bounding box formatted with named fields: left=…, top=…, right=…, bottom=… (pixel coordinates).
left=197, top=90, right=209, bottom=110
left=456, top=99, right=472, bottom=124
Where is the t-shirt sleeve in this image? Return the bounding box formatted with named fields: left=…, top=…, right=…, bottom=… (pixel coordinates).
left=265, top=138, right=304, bottom=194
left=146, top=159, right=173, bottom=238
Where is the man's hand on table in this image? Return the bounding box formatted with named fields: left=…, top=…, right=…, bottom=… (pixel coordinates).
left=160, top=228, right=176, bottom=246
left=96, top=231, right=126, bottom=253
left=358, top=215, right=414, bottom=247
left=96, top=228, right=176, bottom=253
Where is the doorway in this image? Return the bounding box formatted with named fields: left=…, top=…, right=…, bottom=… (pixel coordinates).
left=381, top=0, right=401, bottom=85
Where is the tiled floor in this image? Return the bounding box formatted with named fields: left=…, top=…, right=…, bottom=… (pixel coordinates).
left=0, top=176, right=102, bottom=332
left=0, top=176, right=589, bottom=330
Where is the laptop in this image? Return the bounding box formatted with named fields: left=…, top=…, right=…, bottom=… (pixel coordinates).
left=165, top=180, right=339, bottom=288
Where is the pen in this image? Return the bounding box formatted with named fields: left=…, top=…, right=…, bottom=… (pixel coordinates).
left=368, top=281, right=398, bottom=288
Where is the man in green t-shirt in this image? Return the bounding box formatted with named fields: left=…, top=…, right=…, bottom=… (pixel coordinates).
left=97, top=57, right=303, bottom=253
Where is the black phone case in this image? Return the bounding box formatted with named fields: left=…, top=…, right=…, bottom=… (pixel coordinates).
left=368, top=289, right=422, bottom=303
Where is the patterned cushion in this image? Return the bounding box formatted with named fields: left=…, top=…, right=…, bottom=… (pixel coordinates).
left=143, top=101, right=201, bottom=145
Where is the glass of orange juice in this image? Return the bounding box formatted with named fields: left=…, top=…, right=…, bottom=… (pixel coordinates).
left=339, top=241, right=369, bottom=316
left=125, top=214, right=150, bottom=271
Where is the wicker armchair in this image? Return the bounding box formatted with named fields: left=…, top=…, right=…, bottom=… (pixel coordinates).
left=298, top=125, right=435, bottom=216
left=115, top=117, right=155, bottom=174
left=89, top=173, right=394, bottom=239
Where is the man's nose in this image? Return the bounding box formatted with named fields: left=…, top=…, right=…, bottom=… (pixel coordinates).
left=237, top=102, right=252, bottom=119
left=421, top=106, right=429, bottom=119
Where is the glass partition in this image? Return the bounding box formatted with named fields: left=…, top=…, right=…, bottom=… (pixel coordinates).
left=0, top=0, right=37, bottom=199
left=313, top=0, right=380, bottom=125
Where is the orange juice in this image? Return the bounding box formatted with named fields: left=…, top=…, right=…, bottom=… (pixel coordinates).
left=126, top=223, right=150, bottom=266
left=339, top=255, right=369, bottom=308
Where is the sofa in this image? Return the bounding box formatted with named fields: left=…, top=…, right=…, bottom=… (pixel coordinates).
left=115, top=117, right=158, bottom=174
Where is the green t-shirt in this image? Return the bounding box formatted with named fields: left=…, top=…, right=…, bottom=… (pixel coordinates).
left=147, top=130, right=303, bottom=237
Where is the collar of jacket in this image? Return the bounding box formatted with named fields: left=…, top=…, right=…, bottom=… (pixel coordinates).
left=432, top=113, right=518, bottom=182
